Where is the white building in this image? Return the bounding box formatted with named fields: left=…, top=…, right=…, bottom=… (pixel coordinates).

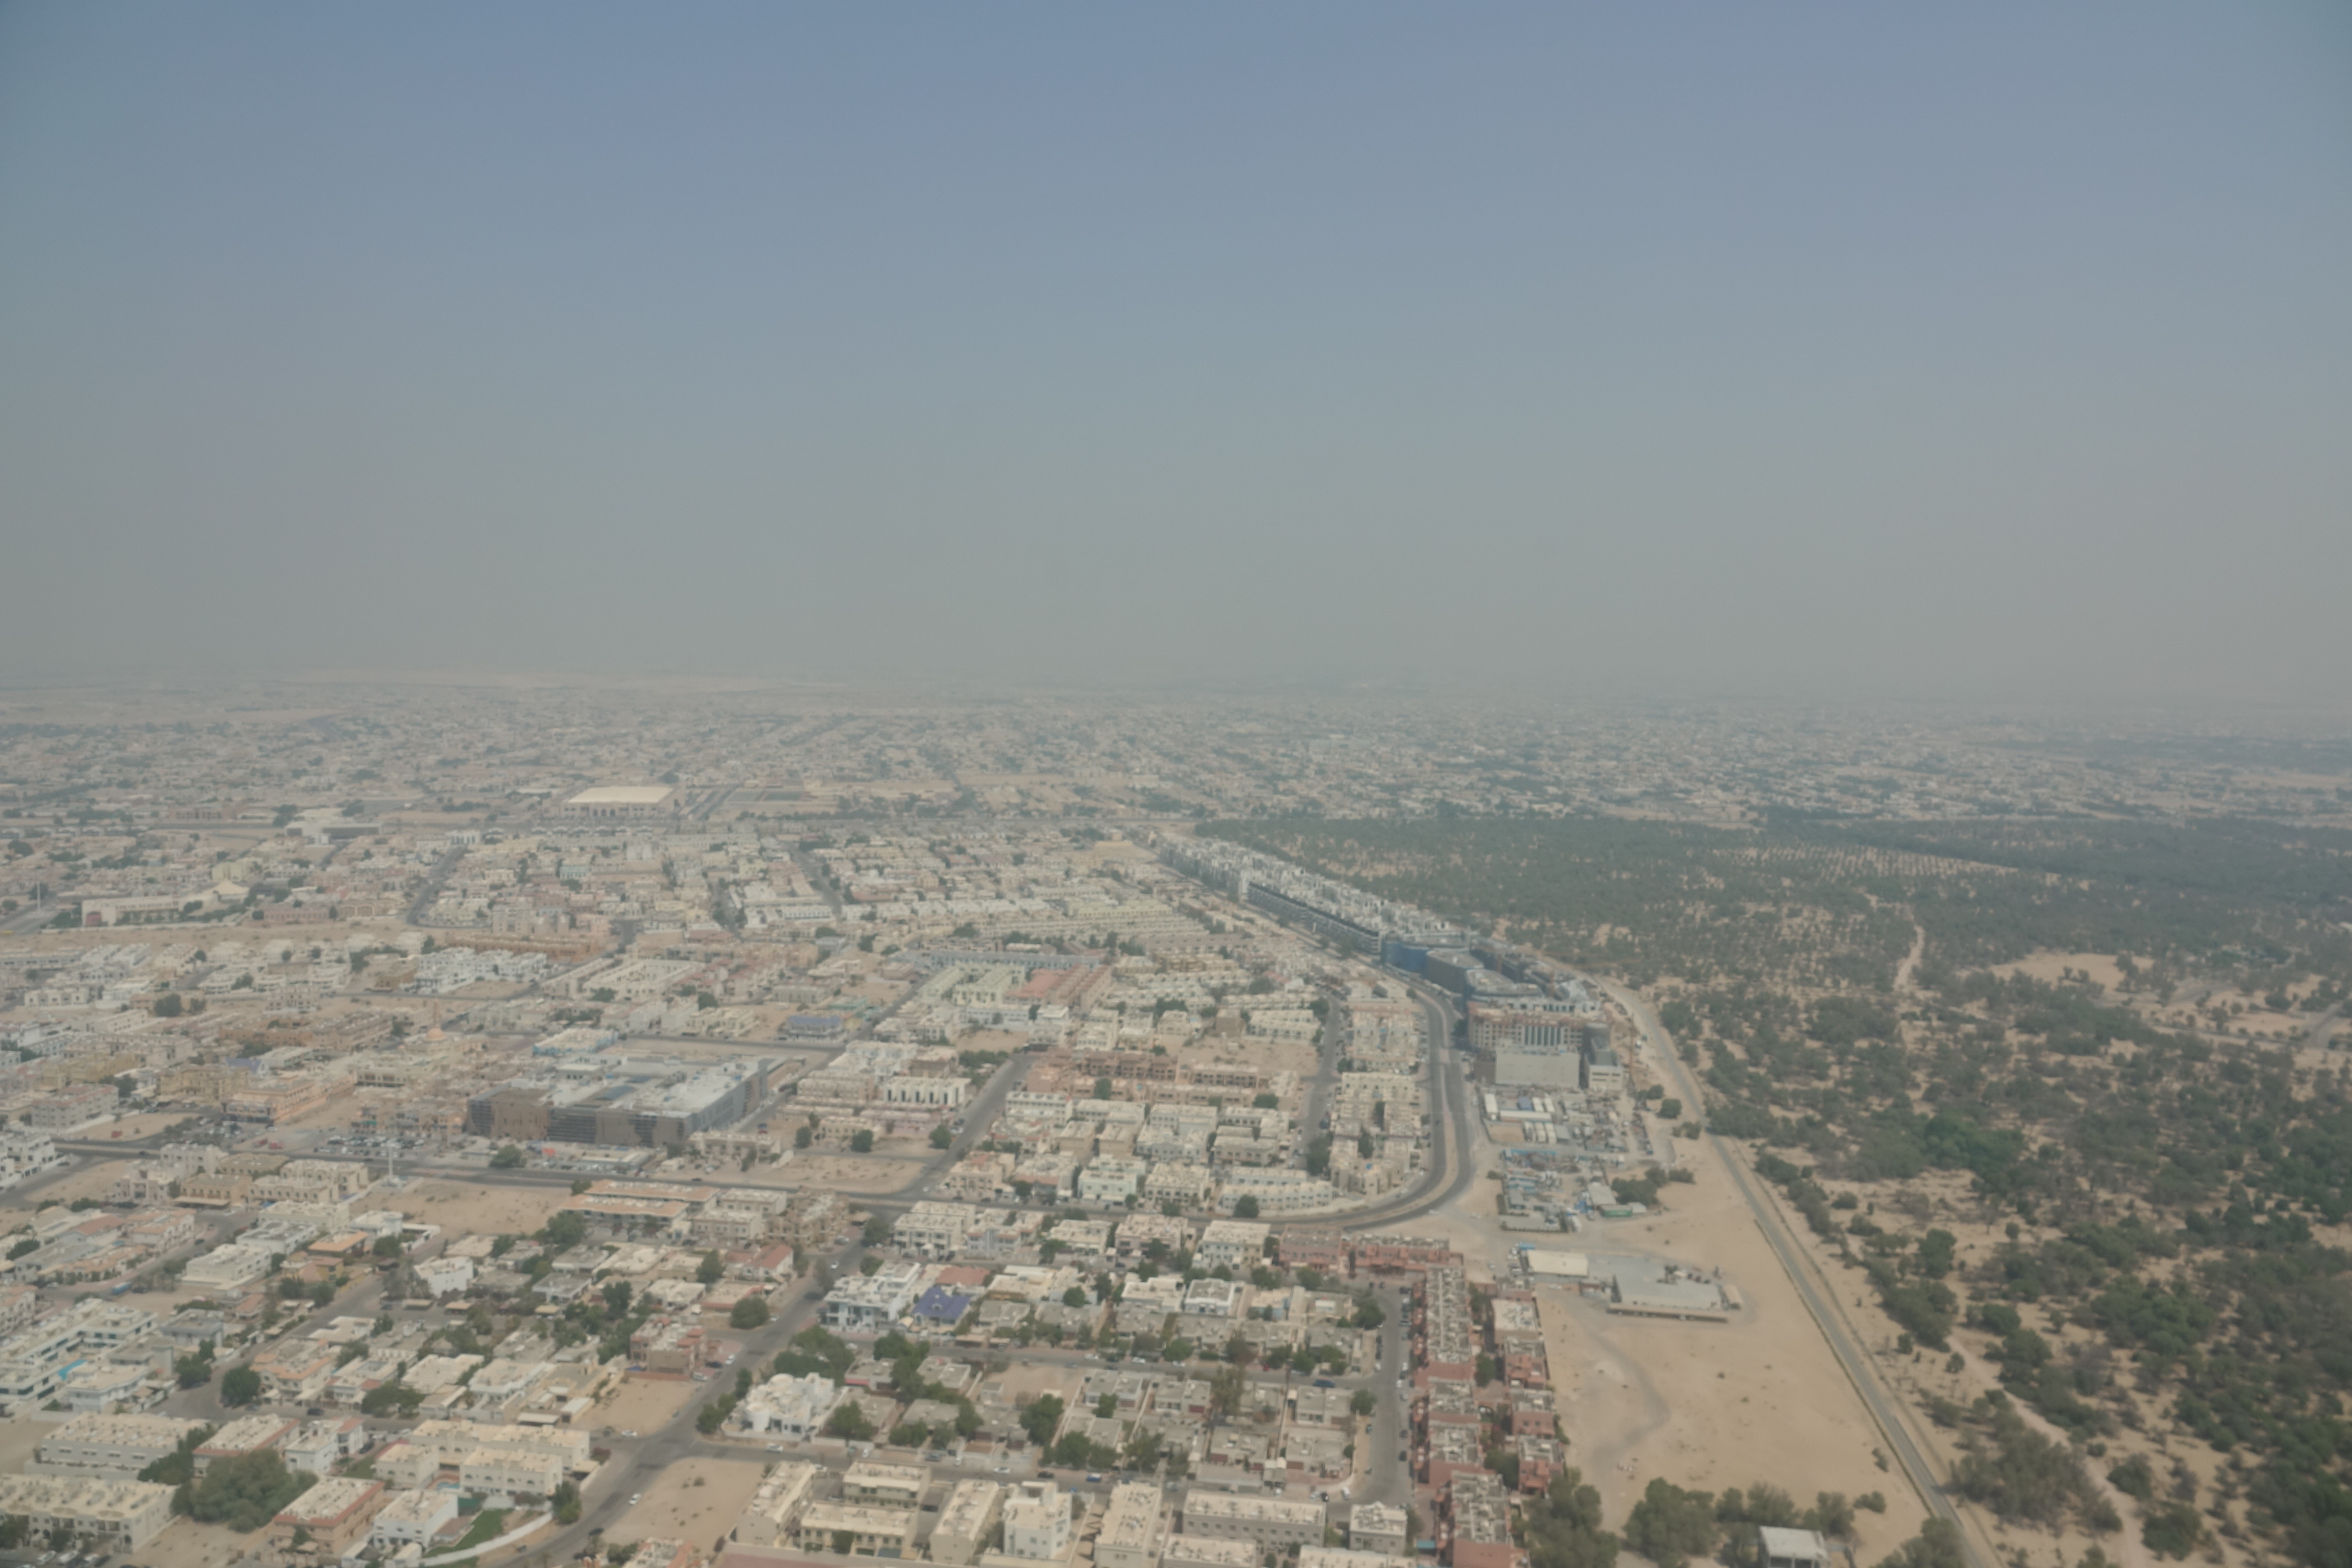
left=36, top=1414, right=206, bottom=1478
left=1180, top=1492, right=1325, bottom=1549
left=462, top=1446, right=562, bottom=1498
left=1077, top=1157, right=1148, bottom=1203
left=1002, top=1480, right=1074, bottom=1563
left=737, top=1373, right=845, bottom=1440
left=1193, top=1220, right=1271, bottom=1271
left=370, top=1487, right=461, bottom=1549
left=820, top=1262, right=924, bottom=1333
left=413, top=1256, right=475, bottom=1296
left=181, top=1243, right=273, bottom=1292
left=59, top=1361, right=151, bottom=1415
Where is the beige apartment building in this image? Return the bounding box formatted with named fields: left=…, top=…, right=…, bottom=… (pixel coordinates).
left=1180, top=1492, right=1325, bottom=1550
left=0, top=1476, right=175, bottom=1550
left=1096, top=1484, right=1166, bottom=1568
left=927, top=1480, right=1004, bottom=1567
left=794, top=1502, right=915, bottom=1558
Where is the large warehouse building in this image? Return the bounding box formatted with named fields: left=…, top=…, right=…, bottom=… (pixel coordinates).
left=561, top=785, right=679, bottom=820
left=466, top=1054, right=775, bottom=1148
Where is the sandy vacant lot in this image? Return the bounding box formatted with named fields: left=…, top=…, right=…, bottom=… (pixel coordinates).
left=1413, top=1114, right=1927, bottom=1564
left=610, top=1457, right=769, bottom=1552
left=139, top=1517, right=259, bottom=1568
left=992, top=1361, right=1086, bottom=1409
left=393, top=1178, right=572, bottom=1238
left=1547, top=1205, right=1923, bottom=1560
left=594, top=1374, right=701, bottom=1433
left=0, top=1414, right=51, bottom=1477
left=0, top=1157, right=132, bottom=1225
left=1991, top=952, right=2129, bottom=992
left=98, top=1109, right=194, bottom=1140
left=1180, top=1033, right=1318, bottom=1083
left=788, top=1154, right=923, bottom=1195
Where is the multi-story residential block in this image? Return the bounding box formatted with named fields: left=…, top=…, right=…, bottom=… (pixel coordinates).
left=1096, top=1483, right=1166, bottom=1568
left=1348, top=1503, right=1410, bottom=1557
left=370, top=1487, right=460, bottom=1549
left=1163, top=1537, right=1259, bottom=1568
left=0, top=1477, right=174, bottom=1549
left=820, top=1262, right=923, bottom=1333
left=1180, top=1492, right=1325, bottom=1549
left=36, top=1414, right=207, bottom=1478
left=1445, top=1471, right=1514, bottom=1568
left=1002, top=1480, right=1074, bottom=1563
left=461, top=1446, right=562, bottom=1497
left=927, top=1480, right=1003, bottom=1567
left=841, top=1460, right=926, bottom=1512
left=1192, top=1219, right=1270, bottom=1271
left=729, top=1462, right=823, bottom=1548
left=1076, top=1157, right=1148, bottom=1203
left=794, top=1503, right=915, bottom=1558
left=268, top=1477, right=385, bottom=1555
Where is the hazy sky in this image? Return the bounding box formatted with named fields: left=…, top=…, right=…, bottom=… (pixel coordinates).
left=2, top=5, right=2348, bottom=703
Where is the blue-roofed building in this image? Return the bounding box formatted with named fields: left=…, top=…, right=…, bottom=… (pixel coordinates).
left=913, top=1285, right=972, bottom=1326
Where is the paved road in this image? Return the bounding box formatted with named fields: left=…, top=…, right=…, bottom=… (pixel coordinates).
left=1589, top=973, right=1979, bottom=1568
left=405, top=846, right=467, bottom=925
left=0, top=901, right=60, bottom=935
left=467, top=1232, right=874, bottom=1568
left=1357, top=1282, right=1413, bottom=1512
left=1272, top=983, right=1477, bottom=1234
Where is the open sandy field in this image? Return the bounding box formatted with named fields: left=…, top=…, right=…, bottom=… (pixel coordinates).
left=393, top=1178, right=573, bottom=1238
left=138, top=1517, right=255, bottom=1568
left=609, top=1457, right=770, bottom=1552
left=592, top=1373, right=702, bottom=1432
left=1400, top=1096, right=1927, bottom=1565
left=1992, top=952, right=2131, bottom=992
left=990, top=1361, right=1086, bottom=1409
left=786, top=1154, right=924, bottom=1195
left=1178, top=1032, right=1318, bottom=1083
left=0, top=1157, right=133, bottom=1224
left=96, top=1109, right=195, bottom=1140
left=1530, top=1137, right=1929, bottom=1564
left=0, top=1413, right=51, bottom=1476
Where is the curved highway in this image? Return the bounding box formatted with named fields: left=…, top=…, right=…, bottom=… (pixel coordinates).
left=1270, top=983, right=1480, bottom=1233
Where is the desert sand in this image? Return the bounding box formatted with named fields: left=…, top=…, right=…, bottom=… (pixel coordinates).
left=786, top=1154, right=924, bottom=1195
left=393, top=1178, right=573, bottom=1237
left=594, top=1374, right=702, bottom=1433
left=610, top=1457, right=771, bottom=1553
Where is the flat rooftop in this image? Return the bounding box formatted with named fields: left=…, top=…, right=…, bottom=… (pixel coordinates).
left=566, top=786, right=676, bottom=806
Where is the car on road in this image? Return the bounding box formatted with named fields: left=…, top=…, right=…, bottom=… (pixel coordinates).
left=629, top=1494, right=641, bottom=1505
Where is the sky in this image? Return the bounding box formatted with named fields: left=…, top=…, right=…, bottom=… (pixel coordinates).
left=2, top=4, right=2348, bottom=705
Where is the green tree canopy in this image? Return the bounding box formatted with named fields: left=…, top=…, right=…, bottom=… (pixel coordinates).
left=1624, top=1479, right=1716, bottom=1568
left=179, top=1449, right=315, bottom=1532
